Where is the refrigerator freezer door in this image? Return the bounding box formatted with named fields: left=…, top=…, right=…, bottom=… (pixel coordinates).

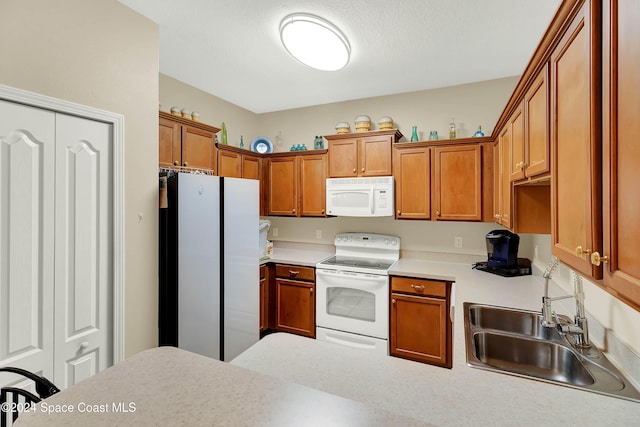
left=178, top=173, right=222, bottom=359
left=222, top=177, right=260, bottom=361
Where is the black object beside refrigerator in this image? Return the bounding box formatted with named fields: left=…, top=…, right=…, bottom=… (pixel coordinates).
left=159, top=171, right=259, bottom=361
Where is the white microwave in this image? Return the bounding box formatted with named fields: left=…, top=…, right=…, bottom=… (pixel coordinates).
left=325, top=176, right=394, bottom=217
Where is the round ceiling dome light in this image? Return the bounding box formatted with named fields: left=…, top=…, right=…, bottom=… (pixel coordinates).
left=279, top=13, right=350, bottom=71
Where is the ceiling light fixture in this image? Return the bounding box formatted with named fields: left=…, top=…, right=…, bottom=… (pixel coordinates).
left=279, top=13, right=350, bottom=71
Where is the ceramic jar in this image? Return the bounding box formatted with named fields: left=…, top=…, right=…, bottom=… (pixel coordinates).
left=354, top=115, right=371, bottom=132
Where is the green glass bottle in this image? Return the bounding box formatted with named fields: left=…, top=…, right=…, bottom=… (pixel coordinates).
left=411, top=126, right=419, bottom=142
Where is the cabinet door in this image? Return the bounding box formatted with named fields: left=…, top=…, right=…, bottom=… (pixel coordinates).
left=390, top=293, right=449, bottom=367
left=181, top=125, right=217, bottom=171
left=259, top=265, right=268, bottom=332
left=328, top=139, right=358, bottom=177
left=218, top=149, right=242, bottom=178
left=268, top=156, right=298, bottom=216
left=551, top=0, right=602, bottom=278
left=359, top=135, right=392, bottom=176
left=524, top=64, right=550, bottom=178
left=242, top=155, right=260, bottom=180
left=299, top=154, right=327, bottom=217
left=499, top=127, right=512, bottom=228
left=394, top=146, right=430, bottom=219
left=159, top=117, right=180, bottom=167
left=433, top=144, right=482, bottom=221
left=509, top=104, right=525, bottom=182
left=493, top=141, right=501, bottom=223
left=275, top=278, right=315, bottom=338
left=602, top=0, right=640, bottom=308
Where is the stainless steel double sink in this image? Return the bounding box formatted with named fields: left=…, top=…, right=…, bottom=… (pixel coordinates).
left=464, top=302, right=640, bottom=403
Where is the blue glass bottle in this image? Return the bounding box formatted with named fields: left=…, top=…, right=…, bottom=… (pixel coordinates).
left=473, top=126, right=485, bottom=137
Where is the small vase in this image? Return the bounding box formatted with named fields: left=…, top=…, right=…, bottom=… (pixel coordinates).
left=473, top=126, right=485, bottom=137
left=411, top=126, right=419, bottom=142
left=429, top=131, right=439, bottom=141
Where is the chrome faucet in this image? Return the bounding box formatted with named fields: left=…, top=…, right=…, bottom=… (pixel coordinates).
left=541, top=256, right=590, bottom=348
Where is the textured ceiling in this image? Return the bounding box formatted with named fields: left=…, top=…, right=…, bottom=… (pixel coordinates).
left=118, top=0, right=562, bottom=114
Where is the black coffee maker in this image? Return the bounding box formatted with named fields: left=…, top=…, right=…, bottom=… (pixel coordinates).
left=472, top=230, right=531, bottom=277
left=486, top=229, right=519, bottom=268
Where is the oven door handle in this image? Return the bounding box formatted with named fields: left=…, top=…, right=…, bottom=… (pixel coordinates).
left=316, top=270, right=387, bottom=289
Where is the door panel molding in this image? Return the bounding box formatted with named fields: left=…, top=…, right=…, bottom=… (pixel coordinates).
left=0, top=83, right=125, bottom=365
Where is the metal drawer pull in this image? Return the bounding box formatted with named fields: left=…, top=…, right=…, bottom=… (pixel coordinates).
left=289, top=270, right=300, bottom=276
left=410, top=284, right=425, bottom=291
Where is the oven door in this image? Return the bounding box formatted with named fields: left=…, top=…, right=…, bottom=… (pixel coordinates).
left=316, top=268, right=388, bottom=339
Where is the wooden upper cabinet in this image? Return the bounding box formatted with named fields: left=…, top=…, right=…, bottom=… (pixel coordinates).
left=267, top=151, right=327, bottom=217
left=158, top=112, right=220, bottom=173
left=159, top=117, right=180, bottom=167
left=218, top=148, right=242, bottom=178
left=217, top=145, right=262, bottom=180
left=268, top=156, right=298, bottom=216
left=523, top=64, right=550, bottom=178
left=602, top=0, right=640, bottom=310
left=242, top=155, right=261, bottom=180
left=550, top=0, right=602, bottom=279
left=299, top=154, right=327, bottom=217
left=509, top=65, right=551, bottom=183
left=433, top=144, right=482, bottom=221
left=327, top=139, right=358, bottom=177
left=358, top=135, right=393, bottom=176
left=393, top=145, right=430, bottom=219
left=494, top=127, right=512, bottom=229
left=325, top=130, right=401, bottom=178
left=508, top=104, right=525, bottom=182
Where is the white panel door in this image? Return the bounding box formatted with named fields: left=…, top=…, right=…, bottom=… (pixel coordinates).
left=54, top=114, right=112, bottom=388
left=0, top=100, right=55, bottom=384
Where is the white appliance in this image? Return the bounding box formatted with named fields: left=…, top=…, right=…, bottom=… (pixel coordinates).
left=316, top=233, right=400, bottom=355
left=325, top=176, right=394, bottom=217
left=159, top=171, right=259, bottom=361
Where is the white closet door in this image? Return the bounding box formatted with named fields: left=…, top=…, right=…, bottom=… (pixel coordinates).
left=0, top=100, right=55, bottom=383
left=53, top=113, right=112, bottom=388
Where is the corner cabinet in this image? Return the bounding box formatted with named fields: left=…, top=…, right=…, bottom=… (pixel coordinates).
left=325, top=130, right=402, bottom=178
left=266, top=150, right=327, bottom=217
left=550, top=0, right=603, bottom=279
left=274, top=264, right=316, bottom=338
left=390, top=276, right=453, bottom=368
left=217, top=145, right=261, bottom=180
left=158, top=111, right=219, bottom=172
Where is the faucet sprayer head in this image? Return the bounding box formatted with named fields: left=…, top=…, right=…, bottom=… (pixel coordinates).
left=543, top=256, right=559, bottom=279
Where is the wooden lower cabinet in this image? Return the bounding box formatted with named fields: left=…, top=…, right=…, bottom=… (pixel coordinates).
left=390, top=276, right=452, bottom=368
left=274, top=264, right=316, bottom=338
left=259, top=265, right=268, bottom=333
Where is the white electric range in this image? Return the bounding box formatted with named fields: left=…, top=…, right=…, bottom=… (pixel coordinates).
left=315, top=233, right=400, bottom=355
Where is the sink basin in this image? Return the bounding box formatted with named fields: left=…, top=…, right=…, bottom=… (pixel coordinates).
left=468, top=304, right=562, bottom=340
left=472, top=331, right=595, bottom=386
left=464, top=302, right=640, bottom=403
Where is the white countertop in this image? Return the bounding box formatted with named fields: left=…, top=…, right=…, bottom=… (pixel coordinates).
left=233, top=255, right=640, bottom=426
left=260, top=241, right=334, bottom=267
left=15, top=346, right=427, bottom=427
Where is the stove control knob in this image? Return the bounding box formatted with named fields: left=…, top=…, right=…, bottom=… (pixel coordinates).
left=391, top=239, right=398, bottom=245
left=384, top=239, right=390, bottom=245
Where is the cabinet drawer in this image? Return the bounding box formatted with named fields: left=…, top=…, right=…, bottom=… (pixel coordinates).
left=275, top=264, right=315, bottom=282
left=391, top=276, right=446, bottom=298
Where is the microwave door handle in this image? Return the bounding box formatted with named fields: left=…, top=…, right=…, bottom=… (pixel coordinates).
left=370, top=186, right=374, bottom=214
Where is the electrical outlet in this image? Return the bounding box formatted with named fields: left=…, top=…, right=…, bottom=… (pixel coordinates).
left=454, top=236, right=463, bottom=248
left=316, top=229, right=322, bottom=239
left=272, top=227, right=279, bottom=237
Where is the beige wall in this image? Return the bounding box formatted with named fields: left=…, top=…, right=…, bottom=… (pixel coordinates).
left=0, top=0, right=159, bottom=357
left=256, top=76, right=519, bottom=151
left=160, top=74, right=260, bottom=147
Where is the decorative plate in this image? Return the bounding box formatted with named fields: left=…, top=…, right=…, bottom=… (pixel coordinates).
left=251, top=137, right=273, bottom=154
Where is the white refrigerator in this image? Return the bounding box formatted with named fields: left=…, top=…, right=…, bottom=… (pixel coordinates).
left=159, top=172, right=259, bottom=361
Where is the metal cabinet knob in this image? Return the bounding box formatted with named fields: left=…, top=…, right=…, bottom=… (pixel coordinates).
left=183, top=162, right=189, bottom=167
left=361, top=167, right=365, bottom=172
left=173, top=161, right=179, bottom=166
left=575, top=246, right=591, bottom=258
left=353, top=168, right=356, bottom=173
left=397, top=210, right=401, bottom=215
left=590, top=252, right=609, bottom=266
